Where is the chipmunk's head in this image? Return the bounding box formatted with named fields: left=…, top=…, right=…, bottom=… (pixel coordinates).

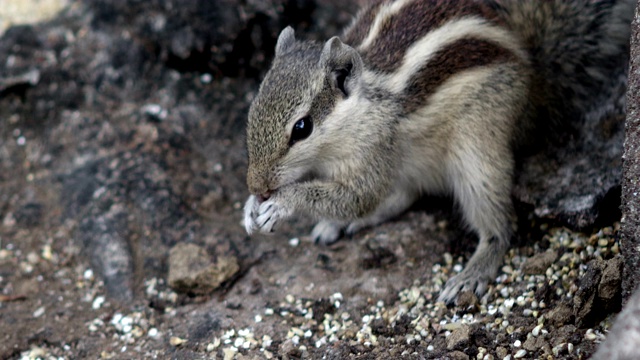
left=246, top=26, right=365, bottom=198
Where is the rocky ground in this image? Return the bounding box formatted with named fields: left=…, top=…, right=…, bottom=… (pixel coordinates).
left=0, top=1, right=632, bottom=359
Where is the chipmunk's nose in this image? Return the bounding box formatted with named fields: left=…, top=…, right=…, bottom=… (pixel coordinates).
left=258, top=191, right=272, bottom=202
left=247, top=166, right=275, bottom=200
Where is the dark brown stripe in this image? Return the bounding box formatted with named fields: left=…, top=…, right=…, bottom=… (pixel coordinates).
left=342, top=0, right=390, bottom=47
left=359, top=0, right=502, bottom=72
left=402, top=38, right=518, bottom=113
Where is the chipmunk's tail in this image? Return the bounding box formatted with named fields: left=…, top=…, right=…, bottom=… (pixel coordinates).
left=491, top=0, right=634, bottom=126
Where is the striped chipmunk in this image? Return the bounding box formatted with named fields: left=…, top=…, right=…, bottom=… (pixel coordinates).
left=243, top=0, right=634, bottom=303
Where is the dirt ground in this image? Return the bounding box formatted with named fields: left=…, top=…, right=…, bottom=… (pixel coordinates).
left=0, top=1, right=631, bottom=359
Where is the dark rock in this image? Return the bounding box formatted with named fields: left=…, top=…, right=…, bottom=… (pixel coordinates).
left=570, top=256, right=623, bottom=329
left=446, top=324, right=471, bottom=351
left=522, top=250, right=557, bottom=275
left=168, top=243, right=239, bottom=294
left=574, top=259, right=605, bottom=327
left=547, top=301, right=574, bottom=327
left=513, top=114, right=625, bottom=231
left=620, top=0, right=640, bottom=298
left=598, top=255, right=623, bottom=310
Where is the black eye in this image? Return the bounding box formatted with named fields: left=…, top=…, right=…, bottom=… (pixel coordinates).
left=289, top=116, right=313, bottom=146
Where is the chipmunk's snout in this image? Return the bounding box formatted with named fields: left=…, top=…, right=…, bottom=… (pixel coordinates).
left=247, top=167, right=274, bottom=199
left=258, top=191, right=272, bottom=202
left=248, top=184, right=271, bottom=202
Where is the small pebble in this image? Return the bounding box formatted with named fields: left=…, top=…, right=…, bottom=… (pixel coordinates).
left=26, top=252, right=39, bottom=264
left=234, top=337, right=244, bottom=347
left=200, top=73, right=213, bottom=84
left=170, top=337, right=187, bottom=346
left=0, top=249, right=11, bottom=260
left=33, top=306, right=45, bottom=318
left=41, top=245, right=53, bottom=260
left=223, top=347, right=237, bottom=360
left=532, top=324, right=543, bottom=337
left=92, top=296, right=105, bottom=309
left=84, top=269, right=94, bottom=280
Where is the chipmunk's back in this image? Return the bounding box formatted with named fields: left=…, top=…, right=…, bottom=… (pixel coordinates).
left=344, top=0, right=501, bottom=69
left=342, top=0, right=527, bottom=114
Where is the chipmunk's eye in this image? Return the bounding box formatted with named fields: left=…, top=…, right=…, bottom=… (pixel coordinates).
left=289, top=116, right=313, bottom=146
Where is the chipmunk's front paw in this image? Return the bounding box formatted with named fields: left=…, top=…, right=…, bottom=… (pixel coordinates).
left=243, top=195, right=293, bottom=235
left=438, top=268, right=490, bottom=304
left=243, top=195, right=260, bottom=234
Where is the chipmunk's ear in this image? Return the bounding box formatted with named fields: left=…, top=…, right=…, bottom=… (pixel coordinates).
left=275, top=26, right=296, bottom=57
left=320, top=36, right=363, bottom=97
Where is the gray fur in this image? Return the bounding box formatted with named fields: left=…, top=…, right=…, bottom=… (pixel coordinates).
left=243, top=0, right=633, bottom=303
left=492, top=0, right=635, bottom=129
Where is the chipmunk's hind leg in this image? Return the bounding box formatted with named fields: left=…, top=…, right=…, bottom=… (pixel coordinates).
left=438, top=154, right=514, bottom=302
left=438, top=115, right=516, bottom=303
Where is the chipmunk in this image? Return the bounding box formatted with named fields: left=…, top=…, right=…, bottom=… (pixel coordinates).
left=242, top=0, right=634, bottom=303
